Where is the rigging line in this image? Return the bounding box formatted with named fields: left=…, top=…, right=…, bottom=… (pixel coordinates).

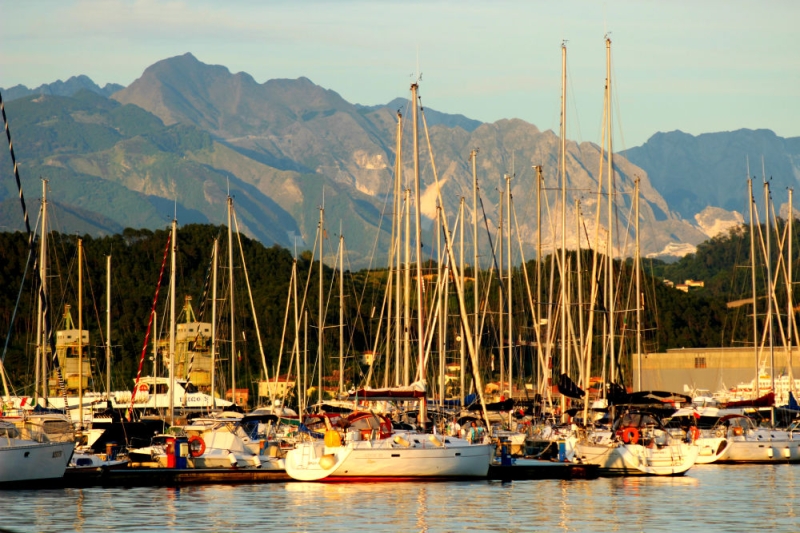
left=476, top=218, right=500, bottom=366
left=272, top=259, right=296, bottom=391
left=767, top=195, right=790, bottom=348
left=0, top=205, right=41, bottom=373
left=186, top=230, right=220, bottom=384
left=81, top=242, right=106, bottom=351
left=610, top=190, right=637, bottom=338
left=127, top=232, right=171, bottom=421
left=356, top=202, right=391, bottom=336
left=1, top=89, right=67, bottom=403
left=232, top=205, right=273, bottom=401
left=418, top=206, right=461, bottom=384
left=478, top=195, right=506, bottom=294
left=363, top=213, right=406, bottom=388
left=342, top=242, right=368, bottom=374
left=0, top=241, right=34, bottom=367
left=420, top=105, right=492, bottom=430
left=510, top=196, right=547, bottom=380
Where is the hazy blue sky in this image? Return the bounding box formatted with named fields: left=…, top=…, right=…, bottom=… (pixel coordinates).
left=2, top=0, right=798, bottom=147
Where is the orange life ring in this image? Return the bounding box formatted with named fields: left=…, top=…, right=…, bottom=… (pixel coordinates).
left=620, top=427, right=640, bottom=445
left=136, top=383, right=149, bottom=394
left=690, top=426, right=701, bottom=442
left=188, top=435, right=206, bottom=458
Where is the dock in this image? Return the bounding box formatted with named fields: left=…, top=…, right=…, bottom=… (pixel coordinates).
left=488, top=459, right=599, bottom=481
left=56, top=466, right=292, bottom=488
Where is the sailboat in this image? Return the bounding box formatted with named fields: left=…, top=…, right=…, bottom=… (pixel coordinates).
left=569, top=38, right=698, bottom=475
left=685, top=180, right=800, bottom=464
left=0, top=419, right=74, bottom=486
left=0, top=97, right=75, bottom=485
left=285, top=81, right=494, bottom=481
left=157, top=197, right=289, bottom=471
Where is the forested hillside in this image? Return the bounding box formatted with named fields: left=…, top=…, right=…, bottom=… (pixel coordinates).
left=1, top=220, right=772, bottom=400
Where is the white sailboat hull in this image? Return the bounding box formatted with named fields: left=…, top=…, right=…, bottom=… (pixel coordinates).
left=0, top=440, right=75, bottom=484
left=693, top=436, right=731, bottom=464
left=285, top=433, right=493, bottom=481
left=575, top=441, right=698, bottom=476
left=718, top=433, right=800, bottom=463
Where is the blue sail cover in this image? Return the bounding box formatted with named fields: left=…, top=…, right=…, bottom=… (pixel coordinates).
left=787, top=391, right=800, bottom=411
left=557, top=373, right=585, bottom=399
left=431, top=394, right=478, bottom=409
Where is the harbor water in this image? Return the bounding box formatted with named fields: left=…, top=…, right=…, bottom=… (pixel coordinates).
left=2, top=464, right=797, bottom=532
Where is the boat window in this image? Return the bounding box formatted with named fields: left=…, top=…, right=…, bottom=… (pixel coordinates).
left=642, top=415, right=659, bottom=427
left=619, top=413, right=642, bottom=427
left=0, top=426, right=20, bottom=438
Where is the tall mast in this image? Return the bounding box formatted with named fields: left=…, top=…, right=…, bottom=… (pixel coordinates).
left=411, top=82, right=425, bottom=394
left=78, top=238, right=84, bottom=428
left=788, top=188, right=795, bottom=402
left=404, top=187, right=411, bottom=385
left=471, top=150, right=480, bottom=399
left=459, top=196, right=466, bottom=407
left=576, top=198, right=585, bottom=389
left=304, top=308, right=308, bottom=412
left=534, top=165, right=543, bottom=392
left=393, top=112, right=403, bottom=386
left=318, top=204, right=325, bottom=406
left=152, top=310, right=157, bottom=395
left=338, top=226, right=344, bottom=395
left=749, top=179, right=759, bottom=398
left=506, top=173, right=513, bottom=404
left=169, top=218, right=177, bottom=422
left=765, top=181, right=775, bottom=410
left=227, top=197, right=235, bottom=410
left=560, top=41, right=568, bottom=421
left=35, top=180, right=47, bottom=402
left=437, top=202, right=444, bottom=408
left=292, top=256, right=301, bottom=413
left=211, top=238, right=218, bottom=408
left=499, top=185, right=505, bottom=397
left=605, top=36, right=616, bottom=388
left=106, top=255, right=111, bottom=398
left=635, top=178, right=642, bottom=391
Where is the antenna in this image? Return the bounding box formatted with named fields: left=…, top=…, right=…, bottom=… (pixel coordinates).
left=746, top=155, right=751, bottom=181
left=512, top=151, right=516, bottom=178
left=416, top=45, right=421, bottom=84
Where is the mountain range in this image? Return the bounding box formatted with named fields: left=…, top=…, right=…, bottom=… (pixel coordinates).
left=2, top=53, right=798, bottom=267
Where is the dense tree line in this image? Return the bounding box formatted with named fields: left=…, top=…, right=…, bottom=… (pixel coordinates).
left=1, top=220, right=787, bottom=402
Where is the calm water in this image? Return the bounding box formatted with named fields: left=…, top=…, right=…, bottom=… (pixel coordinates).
left=2, top=464, right=798, bottom=532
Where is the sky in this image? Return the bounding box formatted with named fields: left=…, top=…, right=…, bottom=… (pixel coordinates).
left=2, top=0, right=798, bottom=148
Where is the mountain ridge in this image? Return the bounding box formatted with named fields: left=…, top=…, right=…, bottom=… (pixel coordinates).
left=1, top=75, right=123, bottom=101
left=3, top=55, right=798, bottom=266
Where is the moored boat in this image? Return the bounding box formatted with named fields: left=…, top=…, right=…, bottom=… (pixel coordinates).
left=574, top=410, right=698, bottom=476
left=0, top=419, right=75, bottom=486
left=284, top=410, right=493, bottom=481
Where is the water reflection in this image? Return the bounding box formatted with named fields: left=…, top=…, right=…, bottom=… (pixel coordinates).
left=1, top=466, right=799, bottom=532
